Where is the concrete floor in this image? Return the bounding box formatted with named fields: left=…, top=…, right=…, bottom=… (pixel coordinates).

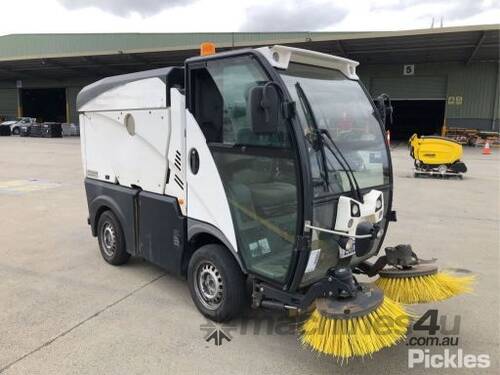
left=0, top=137, right=498, bottom=374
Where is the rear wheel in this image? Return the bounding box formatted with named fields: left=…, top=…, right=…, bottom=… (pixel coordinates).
left=188, top=244, right=247, bottom=322
left=97, top=210, right=130, bottom=265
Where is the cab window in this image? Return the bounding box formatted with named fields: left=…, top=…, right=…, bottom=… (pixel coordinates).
left=189, top=55, right=300, bottom=282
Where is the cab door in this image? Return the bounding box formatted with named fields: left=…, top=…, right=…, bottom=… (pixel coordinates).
left=186, top=54, right=302, bottom=284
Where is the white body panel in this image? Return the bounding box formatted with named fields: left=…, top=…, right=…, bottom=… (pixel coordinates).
left=79, top=77, right=166, bottom=112
left=164, top=89, right=187, bottom=215
left=80, top=109, right=170, bottom=193
left=79, top=76, right=170, bottom=194
left=185, top=111, right=238, bottom=252
left=334, top=189, right=384, bottom=233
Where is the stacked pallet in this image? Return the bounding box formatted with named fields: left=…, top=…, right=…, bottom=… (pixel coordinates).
left=470, top=131, right=500, bottom=147
left=445, top=127, right=500, bottom=147
left=445, top=128, right=478, bottom=144
left=30, top=124, right=42, bottom=137
left=0, top=125, right=11, bottom=136
left=61, top=123, right=80, bottom=136
left=20, top=125, right=31, bottom=137
left=41, top=123, right=62, bottom=138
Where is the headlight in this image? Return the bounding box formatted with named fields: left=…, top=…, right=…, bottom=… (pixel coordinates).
left=344, top=238, right=354, bottom=251
left=376, top=197, right=383, bottom=210
left=338, top=237, right=354, bottom=251
left=351, top=202, right=360, bottom=217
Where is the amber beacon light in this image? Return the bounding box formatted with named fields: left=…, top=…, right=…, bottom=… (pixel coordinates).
left=200, top=42, right=216, bottom=56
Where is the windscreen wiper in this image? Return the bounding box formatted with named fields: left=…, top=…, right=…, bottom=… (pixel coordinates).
left=294, top=82, right=363, bottom=203
left=295, top=82, right=330, bottom=188
left=318, top=127, right=363, bottom=203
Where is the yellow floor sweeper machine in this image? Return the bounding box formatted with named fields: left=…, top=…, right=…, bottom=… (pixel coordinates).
left=410, top=134, right=467, bottom=177
left=78, top=44, right=473, bottom=362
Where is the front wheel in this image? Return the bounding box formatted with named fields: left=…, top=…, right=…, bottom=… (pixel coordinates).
left=12, top=127, right=20, bottom=135
left=188, top=244, right=247, bottom=322
left=97, top=210, right=130, bottom=265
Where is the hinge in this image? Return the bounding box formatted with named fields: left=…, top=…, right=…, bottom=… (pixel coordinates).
left=295, top=235, right=310, bottom=252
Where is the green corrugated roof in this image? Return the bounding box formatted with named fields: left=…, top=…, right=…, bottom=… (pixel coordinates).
left=0, top=24, right=498, bottom=62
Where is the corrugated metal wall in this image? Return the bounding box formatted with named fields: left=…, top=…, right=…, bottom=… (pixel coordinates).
left=359, top=61, right=499, bottom=130
left=0, top=88, right=18, bottom=118
left=370, top=76, right=447, bottom=99
left=446, top=62, right=497, bottom=120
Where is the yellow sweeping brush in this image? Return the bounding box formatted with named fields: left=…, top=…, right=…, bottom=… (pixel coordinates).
left=368, top=244, right=475, bottom=304
left=301, top=283, right=410, bottom=360
left=375, top=268, right=475, bottom=304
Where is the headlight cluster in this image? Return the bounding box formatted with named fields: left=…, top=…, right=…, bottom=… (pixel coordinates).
left=338, top=237, right=355, bottom=251
left=351, top=201, right=360, bottom=217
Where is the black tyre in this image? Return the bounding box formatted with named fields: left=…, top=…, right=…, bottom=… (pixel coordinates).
left=12, top=127, right=20, bottom=135
left=97, top=210, right=130, bottom=265
left=188, top=244, right=247, bottom=322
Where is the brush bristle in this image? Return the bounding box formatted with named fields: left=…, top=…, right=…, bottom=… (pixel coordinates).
left=301, top=297, right=409, bottom=360
left=375, top=272, right=475, bottom=304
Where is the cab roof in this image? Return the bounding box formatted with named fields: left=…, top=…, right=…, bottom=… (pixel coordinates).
left=257, top=45, right=359, bottom=80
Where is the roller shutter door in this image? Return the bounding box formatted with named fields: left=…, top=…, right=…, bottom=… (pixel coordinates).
left=0, top=89, right=18, bottom=117
left=371, top=76, right=447, bottom=99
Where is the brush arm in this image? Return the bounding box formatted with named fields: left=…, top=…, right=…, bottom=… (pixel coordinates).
left=355, top=256, right=388, bottom=277
left=355, top=245, right=438, bottom=277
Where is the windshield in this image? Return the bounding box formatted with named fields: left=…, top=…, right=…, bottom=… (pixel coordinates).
left=281, top=63, right=390, bottom=197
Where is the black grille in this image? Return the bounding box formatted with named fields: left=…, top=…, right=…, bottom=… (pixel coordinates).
left=174, top=150, right=182, bottom=171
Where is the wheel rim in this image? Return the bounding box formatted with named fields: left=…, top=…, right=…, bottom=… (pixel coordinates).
left=194, top=261, right=224, bottom=310
left=101, top=222, right=116, bottom=257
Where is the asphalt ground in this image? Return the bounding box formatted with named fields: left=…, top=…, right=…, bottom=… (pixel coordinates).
left=0, top=136, right=499, bottom=374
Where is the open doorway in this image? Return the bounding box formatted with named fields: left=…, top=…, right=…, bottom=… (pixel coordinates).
left=21, top=88, right=66, bottom=123
left=388, top=100, right=445, bottom=141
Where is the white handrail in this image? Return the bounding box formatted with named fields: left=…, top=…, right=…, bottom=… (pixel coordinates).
left=304, top=224, right=373, bottom=239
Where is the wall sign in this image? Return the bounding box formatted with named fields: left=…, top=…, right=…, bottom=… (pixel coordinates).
left=403, top=64, right=415, bottom=75
left=447, top=96, right=463, bottom=105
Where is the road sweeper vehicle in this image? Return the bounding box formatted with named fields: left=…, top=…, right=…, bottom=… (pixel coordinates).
left=78, top=45, right=472, bottom=360
left=410, top=134, right=467, bottom=177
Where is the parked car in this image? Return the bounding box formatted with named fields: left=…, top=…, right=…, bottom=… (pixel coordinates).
left=0, top=117, right=36, bottom=135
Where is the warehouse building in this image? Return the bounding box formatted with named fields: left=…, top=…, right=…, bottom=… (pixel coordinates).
left=0, top=24, right=498, bottom=139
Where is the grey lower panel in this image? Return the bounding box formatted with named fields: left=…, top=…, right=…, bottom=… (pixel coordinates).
left=85, top=179, right=245, bottom=276
left=138, top=191, right=186, bottom=276
left=85, top=178, right=139, bottom=255
left=85, top=178, right=187, bottom=275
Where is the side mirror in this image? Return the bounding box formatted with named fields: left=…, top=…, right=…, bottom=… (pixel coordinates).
left=375, top=93, right=393, bottom=127
left=248, top=84, right=280, bottom=134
